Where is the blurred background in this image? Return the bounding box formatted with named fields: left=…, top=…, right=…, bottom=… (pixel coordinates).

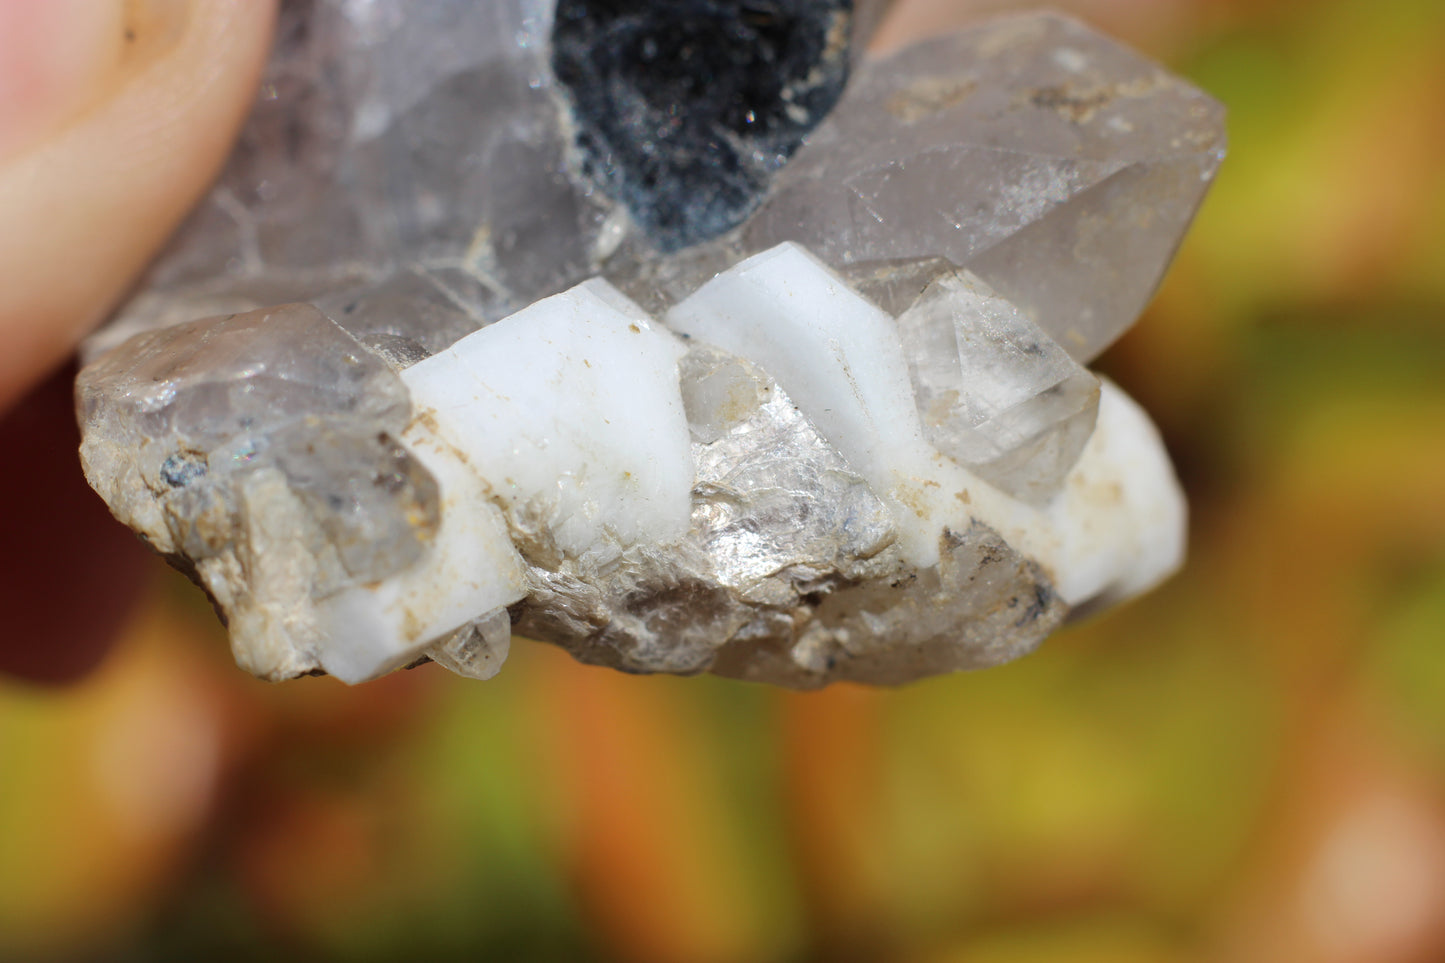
left=3, top=0, right=1445, bottom=959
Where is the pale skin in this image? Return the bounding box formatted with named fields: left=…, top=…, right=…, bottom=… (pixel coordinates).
left=0, top=0, right=956, bottom=681
left=0, top=0, right=278, bottom=411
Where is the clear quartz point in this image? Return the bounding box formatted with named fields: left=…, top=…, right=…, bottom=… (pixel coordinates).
left=895, top=271, right=1101, bottom=505
left=73, top=2, right=1216, bottom=687
left=428, top=609, right=513, bottom=682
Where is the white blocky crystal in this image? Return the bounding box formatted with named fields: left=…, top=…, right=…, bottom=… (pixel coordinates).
left=400, top=279, right=694, bottom=564
left=1045, top=379, right=1186, bottom=608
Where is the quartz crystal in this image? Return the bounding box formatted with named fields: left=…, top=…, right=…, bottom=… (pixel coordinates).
left=894, top=270, right=1101, bottom=505
left=75, top=1, right=1222, bottom=687
left=735, top=14, right=1226, bottom=360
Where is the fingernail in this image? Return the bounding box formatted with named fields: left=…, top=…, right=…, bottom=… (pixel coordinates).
left=0, top=0, right=127, bottom=160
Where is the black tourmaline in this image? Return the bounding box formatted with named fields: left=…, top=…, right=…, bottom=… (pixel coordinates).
left=551, top=0, right=853, bottom=252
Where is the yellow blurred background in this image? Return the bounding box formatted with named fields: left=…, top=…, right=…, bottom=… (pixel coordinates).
left=4, top=0, right=1445, bottom=959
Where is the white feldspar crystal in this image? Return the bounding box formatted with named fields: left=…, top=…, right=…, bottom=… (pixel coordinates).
left=304, top=280, right=698, bottom=682
left=400, top=279, right=695, bottom=563
left=1045, top=379, right=1186, bottom=608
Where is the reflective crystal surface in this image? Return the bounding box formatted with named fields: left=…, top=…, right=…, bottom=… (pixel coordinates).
left=77, top=304, right=441, bottom=677
left=77, top=303, right=432, bottom=576
left=739, top=14, right=1226, bottom=359
left=428, top=609, right=513, bottom=682
left=75, top=2, right=1220, bottom=687
left=895, top=271, right=1100, bottom=505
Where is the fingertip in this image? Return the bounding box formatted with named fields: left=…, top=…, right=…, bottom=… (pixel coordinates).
left=0, top=0, right=279, bottom=412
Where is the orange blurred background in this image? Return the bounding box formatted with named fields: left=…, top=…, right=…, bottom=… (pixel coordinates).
left=4, top=0, right=1445, bottom=960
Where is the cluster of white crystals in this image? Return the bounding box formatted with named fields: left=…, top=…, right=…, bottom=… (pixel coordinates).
left=281, top=242, right=1182, bottom=684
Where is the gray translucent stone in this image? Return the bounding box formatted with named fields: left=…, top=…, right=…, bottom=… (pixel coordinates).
left=98, top=6, right=1220, bottom=361
left=99, top=0, right=907, bottom=347
left=263, top=420, right=441, bottom=586
left=736, top=13, right=1225, bottom=359
left=841, top=255, right=957, bottom=317
left=115, top=0, right=602, bottom=339
left=601, top=14, right=1224, bottom=344
left=895, top=271, right=1099, bottom=504
left=77, top=304, right=438, bottom=595
left=311, top=267, right=501, bottom=366
left=428, top=609, right=513, bottom=681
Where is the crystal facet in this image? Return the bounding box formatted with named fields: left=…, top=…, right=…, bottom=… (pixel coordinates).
left=895, top=270, right=1100, bottom=505
left=77, top=303, right=444, bottom=677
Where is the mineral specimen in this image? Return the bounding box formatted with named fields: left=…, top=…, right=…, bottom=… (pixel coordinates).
left=76, top=2, right=1224, bottom=687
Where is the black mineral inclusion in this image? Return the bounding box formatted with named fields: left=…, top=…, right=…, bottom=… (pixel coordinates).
left=551, top=0, right=854, bottom=252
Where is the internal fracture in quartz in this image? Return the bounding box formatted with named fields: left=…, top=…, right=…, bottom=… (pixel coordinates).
left=75, top=2, right=1223, bottom=687
left=894, top=271, right=1101, bottom=506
